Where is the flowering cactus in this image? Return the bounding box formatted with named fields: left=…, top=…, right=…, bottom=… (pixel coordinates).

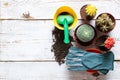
left=104, top=37, right=115, bottom=49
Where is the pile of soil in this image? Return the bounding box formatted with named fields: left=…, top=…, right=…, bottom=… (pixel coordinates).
left=52, top=27, right=73, bottom=65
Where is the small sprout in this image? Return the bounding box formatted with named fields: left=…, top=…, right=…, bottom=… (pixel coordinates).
left=23, top=11, right=30, bottom=18
left=4, top=2, right=9, bottom=6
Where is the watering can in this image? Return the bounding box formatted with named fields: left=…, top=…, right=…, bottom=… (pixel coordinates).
left=53, top=6, right=78, bottom=44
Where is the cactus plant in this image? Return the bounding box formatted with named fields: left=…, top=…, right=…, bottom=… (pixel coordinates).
left=100, top=25, right=109, bottom=32
left=75, top=24, right=96, bottom=46
left=96, top=35, right=115, bottom=51
left=80, top=4, right=97, bottom=22
left=96, top=13, right=115, bottom=33
left=85, top=5, right=97, bottom=16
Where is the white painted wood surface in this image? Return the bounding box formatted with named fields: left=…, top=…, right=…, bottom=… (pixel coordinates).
left=0, top=20, right=120, bottom=60
left=0, top=0, right=120, bottom=80
left=0, top=0, right=120, bottom=19
left=0, top=62, right=120, bottom=80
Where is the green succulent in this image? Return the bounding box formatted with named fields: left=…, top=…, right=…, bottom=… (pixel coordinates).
left=96, top=13, right=114, bottom=32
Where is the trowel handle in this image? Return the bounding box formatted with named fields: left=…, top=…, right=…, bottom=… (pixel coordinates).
left=63, top=19, right=70, bottom=44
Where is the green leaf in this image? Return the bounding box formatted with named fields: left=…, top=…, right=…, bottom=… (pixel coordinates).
left=99, top=44, right=104, bottom=46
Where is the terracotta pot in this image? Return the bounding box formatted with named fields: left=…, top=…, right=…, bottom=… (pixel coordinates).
left=74, top=24, right=97, bottom=46
left=86, top=48, right=102, bottom=54
left=95, top=13, right=116, bottom=33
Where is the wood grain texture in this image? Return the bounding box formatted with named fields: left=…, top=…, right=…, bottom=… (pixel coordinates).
left=0, top=20, right=54, bottom=60
left=0, top=20, right=120, bottom=60
left=0, top=0, right=120, bottom=80
left=0, top=0, right=120, bottom=19
left=0, top=62, right=120, bottom=80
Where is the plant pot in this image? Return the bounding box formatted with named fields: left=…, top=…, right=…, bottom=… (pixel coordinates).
left=86, top=48, right=102, bottom=54
left=95, top=13, right=116, bottom=33
left=80, top=4, right=97, bottom=22
left=96, top=35, right=110, bottom=51
left=74, top=24, right=97, bottom=46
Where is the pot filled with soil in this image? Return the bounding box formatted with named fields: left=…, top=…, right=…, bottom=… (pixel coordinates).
left=95, top=35, right=115, bottom=51
left=80, top=4, right=97, bottom=22
left=95, top=13, right=116, bottom=33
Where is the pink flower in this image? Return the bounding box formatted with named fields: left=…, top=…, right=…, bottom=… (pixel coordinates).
left=104, top=37, right=115, bottom=49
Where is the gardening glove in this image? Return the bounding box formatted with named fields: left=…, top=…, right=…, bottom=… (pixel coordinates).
left=66, top=46, right=114, bottom=74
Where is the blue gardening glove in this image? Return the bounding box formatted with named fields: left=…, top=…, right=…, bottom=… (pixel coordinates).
left=66, top=46, right=114, bottom=74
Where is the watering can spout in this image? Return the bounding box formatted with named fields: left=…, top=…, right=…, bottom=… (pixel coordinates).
left=57, top=15, right=74, bottom=44
left=64, top=18, right=70, bottom=44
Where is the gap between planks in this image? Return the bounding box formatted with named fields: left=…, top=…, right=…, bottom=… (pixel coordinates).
left=0, top=60, right=119, bottom=62
left=0, top=19, right=120, bottom=21
left=0, top=60, right=55, bottom=62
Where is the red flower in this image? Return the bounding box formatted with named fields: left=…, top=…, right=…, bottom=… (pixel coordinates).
left=104, top=37, right=115, bottom=49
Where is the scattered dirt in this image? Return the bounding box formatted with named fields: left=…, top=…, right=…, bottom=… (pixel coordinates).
left=52, top=27, right=73, bottom=65
left=4, top=2, right=9, bottom=7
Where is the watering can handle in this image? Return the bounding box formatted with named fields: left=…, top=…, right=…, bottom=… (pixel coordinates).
left=64, top=19, right=70, bottom=44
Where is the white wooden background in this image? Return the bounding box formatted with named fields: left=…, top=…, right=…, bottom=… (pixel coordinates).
left=0, top=0, right=120, bottom=80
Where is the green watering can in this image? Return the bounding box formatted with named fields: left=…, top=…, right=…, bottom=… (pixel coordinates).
left=57, top=15, right=74, bottom=44
left=53, top=6, right=78, bottom=44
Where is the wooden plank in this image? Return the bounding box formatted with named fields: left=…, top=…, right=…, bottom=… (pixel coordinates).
left=0, top=20, right=54, bottom=60
left=0, top=20, right=120, bottom=60
left=0, top=0, right=120, bottom=19
left=0, top=61, right=119, bottom=80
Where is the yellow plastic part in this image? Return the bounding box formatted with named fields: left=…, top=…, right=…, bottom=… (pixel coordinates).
left=53, top=6, right=78, bottom=30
